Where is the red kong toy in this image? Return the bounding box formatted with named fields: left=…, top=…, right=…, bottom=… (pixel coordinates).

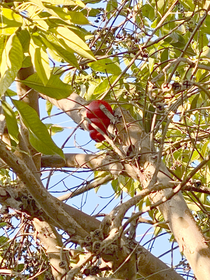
left=86, top=100, right=113, bottom=142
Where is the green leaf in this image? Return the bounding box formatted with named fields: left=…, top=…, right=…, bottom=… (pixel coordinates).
left=16, top=29, right=30, bottom=53
left=93, top=75, right=118, bottom=97
left=68, top=25, right=93, bottom=41
left=56, top=26, right=96, bottom=60
left=29, top=37, right=51, bottom=85
left=149, top=57, right=155, bottom=73
left=0, top=222, right=7, bottom=228
left=160, top=49, right=168, bottom=69
left=191, top=150, right=199, bottom=161
left=190, top=94, right=199, bottom=110
left=0, top=8, right=22, bottom=35
left=6, top=89, right=17, bottom=97
left=45, top=124, right=64, bottom=135
left=93, top=79, right=110, bottom=97
left=179, top=0, right=195, bottom=11
left=2, top=101, right=19, bottom=145
left=153, top=226, right=162, bottom=237
left=46, top=100, right=53, bottom=116
left=0, top=34, right=23, bottom=96
left=0, top=236, right=9, bottom=244
left=157, top=0, right=164, bottom=10
left=43, top=0, right=85, bottom=7
left=164, top=33, right=186, bottom=48
left=88, top=58, right=121, bottom=74
left=65, top=11, right=89, bottom=25
left=27, top=11, right=49, bottom=31
left=201, top=46, right=210, bottom=58
left=12, top=99, right=64, bottom=158
left=83, top=0, right=101, bottom=3
left=20, top=72, right=73, bottom=100
left=48, top=6, right=89, bottom=24
left=41, top=33, right=79, bottom=68
left=201, top=141, right=208, bottom=158
left=106, top=0, right=118, bottom=18
left=88, top=8, right=101, bottom=17
left=111, top=177, right=122, bottom=197
left=22, top=55, right=32, bottom=68
left=0, top=35, right=7, bottom=66
left=141, top=4, right=155, bottom=21
left=93, top=170, right=109, bottom=192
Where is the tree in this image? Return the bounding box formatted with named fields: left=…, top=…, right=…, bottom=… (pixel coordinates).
left=1, top=0, right=210, bottom=279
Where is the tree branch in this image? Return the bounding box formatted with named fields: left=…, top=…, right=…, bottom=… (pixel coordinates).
left=41, top=153, right=123, bottom=176
left=0, top=139, right=88, bottom=239
left=33, top=218, right=70, bottom=280
left=0, top=182, right=184, bottom=280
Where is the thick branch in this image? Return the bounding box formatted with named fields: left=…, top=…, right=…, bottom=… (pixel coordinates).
left=41, top=153, right=123, bottom=175
left=39, top=92, right=87, bottom=130
left=115, top=108, right=210, bottom=280
left=0, top=183, right=184, bottom=280
left=33, top=219, right=70, bottom=280
left=16, top=67, right=41, bottom=170
left=16, top=67, right=68, bottom=279
left=0, top=139, right=88, bottom=239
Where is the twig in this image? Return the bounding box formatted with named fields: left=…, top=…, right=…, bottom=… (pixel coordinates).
left=58, top=174, right=113, bottom=200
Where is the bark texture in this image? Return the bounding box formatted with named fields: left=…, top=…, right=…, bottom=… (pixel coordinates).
left=14, top=68, right=70, bottom=279
left=0, top=86, right=203, bottom=279
left=40, top=92, right=210, bottom=280
left=0, top=176, right=184, bottom=280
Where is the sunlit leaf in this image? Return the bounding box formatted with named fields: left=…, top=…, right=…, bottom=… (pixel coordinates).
left=149, top=57, right=155, bottom=73
left=157, top=0, right=164, bottom=11
left=141, top=3, right=155, bottom=21
left=190, top=94, right=199, bottom=110
left=164, top=33, right=186, bottom=48
left=43, top=0, right=85, bottom=7
left=6, top=89, right=17, bottom=97
left=0, top=34, right=23, bottom=95
left=88, top=58, right=121, bottom=75
left=0, top=36, right=7, bottom=66
left=93, top=75, right=118, bottom=97
left=46, top=100, right=53, bottom=116
left=16, top=29, right=30, bottom=53
left=106, top=0, right=118, bottom=18
left=48, top=7, right=89, bottom=24
left=12, top=99, right=64, bottom=158
left=45, top=123, right=64, bottom=135
left=179, top=0, right=195, bottom=11
left=0, top=8, right=22, bottom=35
left=201, top=141, right=208, bottom=158
left=82, top=0, right=101, bottom=3
left=56, top=26, right=95, bottom=60
left=29, top=37, right=51, bottom=85
left=41, top=33, right=79, bottom=68
left=20, top=72, right=72, bottom=99
left=191, top=150, right=199, bottom=161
